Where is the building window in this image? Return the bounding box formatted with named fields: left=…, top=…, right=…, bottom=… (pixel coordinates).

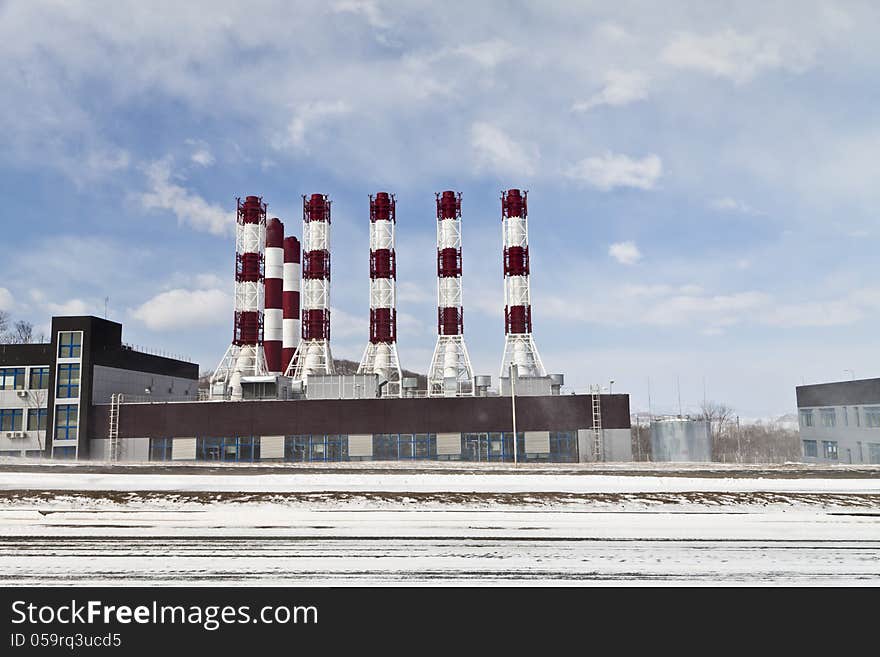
left=855, top=407, right=861, bottom=427
left=29, top=367, right=50, bottom=389
left=283, top=435, right=347, bottom=462
left=868, top=444, right=880, bottom=465
left=149, top=437, right=173, bottom=461
left=196, top=436, right=262, bottom=463
left=549, top=431, right=579, bottom=462
left=52, top=446, right=76, bottom=459
left=799, top=409, right=814, bottom=428
left=820, top=408, right=836, bottom=427
left=57, top=331, right=82, bottom=359
left=27, top=408, right=48, bottom=431
left=843, top=407, right=849, bottom=427
left=0, top=409, right=23, bottom=431
left=865, top=407, right=880, bottom=428
left=802, top=440, right=818, bottom=458
left=0, top=367, right=26, bottom=391
left=822, top=440, right=838, bottom=460
left=54, top=404, right=79, bottom=441
left=56, top=363, right=80, bottom=399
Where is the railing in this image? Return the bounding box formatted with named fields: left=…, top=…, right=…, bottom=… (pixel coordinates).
left=120, top=342, right=193, bottom=363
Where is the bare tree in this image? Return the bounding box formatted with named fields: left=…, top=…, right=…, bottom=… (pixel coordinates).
left=0, top=310, right=9, bottom=343
left=26, top=389, right=47, bottom=456
left=13, top=320, right=33, bottom=344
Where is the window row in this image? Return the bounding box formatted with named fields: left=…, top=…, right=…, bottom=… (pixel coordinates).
left=800, top=406, right=880, bottom=429
left=802, top=439, right=838, bottom=460
left=0, top=408, right=48, bottom=432
left=0, top=367, right=50, bottom=391
left=147, top=431, right=581, bottom=463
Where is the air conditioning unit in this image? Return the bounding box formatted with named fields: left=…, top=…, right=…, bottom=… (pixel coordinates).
left=16, top=390, right=29, bottom=398
left=6, top=431, right=26, bottom=439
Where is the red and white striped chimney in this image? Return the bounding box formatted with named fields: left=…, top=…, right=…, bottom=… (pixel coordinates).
left=264, top=218, right=284, bottom=373
left=210, top=195, right=268, bottom=399
left=282, top=235, right=301, bottom=375
left=500, top=188, right=545, bottom=378
left=286, top=193, right=334, bottom=380
left=357, top=192, right=403, bottom=395
left=427, top=190, right=473, bottom=396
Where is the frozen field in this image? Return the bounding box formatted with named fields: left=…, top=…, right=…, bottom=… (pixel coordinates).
left=0, top=461, right=878, bottom=585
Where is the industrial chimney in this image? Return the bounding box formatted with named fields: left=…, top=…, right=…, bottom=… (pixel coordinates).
left=427, top=190, right=473, bottom=396
left=281, top=235, right=301, bottom=376
left=499, top=189, right=545, bottom=379
left=286, top=193, right=335, bottom=381
left=210, top=195, right=268, bottom=399
left=264, top=217, right=284, bottom=373
left=358, top=192, right=403, bottom=396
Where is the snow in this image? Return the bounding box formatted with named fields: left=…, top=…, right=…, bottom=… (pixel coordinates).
left=0, top=464, right=878, bottom=585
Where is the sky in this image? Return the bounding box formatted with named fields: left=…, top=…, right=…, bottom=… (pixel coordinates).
left=1, top=0, right=879, bottom=418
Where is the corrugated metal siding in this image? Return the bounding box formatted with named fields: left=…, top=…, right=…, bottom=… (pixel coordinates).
left=260, top=435, right=285, bottom=459
left=171, top=437, right=197, bottom=460
left=348, top=434, right=373, bottom=457
left=524, top=431, right=550, bottom=453
left=436, top=432, right=461, bottom=455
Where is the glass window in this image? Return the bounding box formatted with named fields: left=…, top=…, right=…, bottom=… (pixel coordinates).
left=149, top=437, right=172, bottom=461
left=0, top=368, right=26, bottom=391
left=29, top=367, right=50, bottom=389
left=802, top=440, right=818, bottom=458
left=27, top=408, right=48, bottom=431
left=868, top=443, right=880, bottom=465
left=550, top=431, right=578, bottom=462
left=52, top=446, right=76, bottom=459
left=0, top=409, right=24, bottom=431
left=56, top=363, right=80, bottom=399
left=820, top=408, right=836, bottom=427
left=57, top=331, right=82, bottom=359
left=799, top=409, right=814, bottom=428
left=822, top=440, right=838, bottom=460
left=864, top=407, right=880, bottom=428
left=54, top=404, right=79, bottom=441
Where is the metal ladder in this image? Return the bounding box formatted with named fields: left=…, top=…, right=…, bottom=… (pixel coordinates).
left=590, top=384, right=603, bottom=462
left=108, top=393, right=123, bottom=461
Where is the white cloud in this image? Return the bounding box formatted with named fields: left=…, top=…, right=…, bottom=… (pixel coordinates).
left=452, top=40, right=516, bottom=69
left=0, top=287, right=13, bottom=311
left=608, top=241, right=642, bottom=265
left=572, top=70, right=649, bottom=112
left=140, top=159, right=233, bottom=236
left=330, top=305, right=368, bottom=339
left=661, top=29, right=814, bottom=84
left=276, top=101, right=351, bottom=152
left=331, top=0, right=389, bottom=29
left=709, top=197, right=763, bottom=215
left=130, top=288, right=230, bottom=331
left=46, top=299, right=92, bottom=316
left=190, top=148, right=214, bottom=167
left=566, top=152, right=662, bottom=191
left=471, top=122, right=536, bottom=177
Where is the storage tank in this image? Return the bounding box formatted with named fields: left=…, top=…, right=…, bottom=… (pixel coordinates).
left=650, top=418, right=711, bottom=462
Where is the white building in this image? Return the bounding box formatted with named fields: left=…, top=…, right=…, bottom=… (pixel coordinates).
left=796, top=378, right=880, bottom=464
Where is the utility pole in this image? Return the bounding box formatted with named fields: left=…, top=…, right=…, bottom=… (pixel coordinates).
left=510, top=362, right=518, bottom=465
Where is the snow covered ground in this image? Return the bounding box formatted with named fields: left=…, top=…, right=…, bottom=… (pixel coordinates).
left=0, top=462, right=878, bottom=586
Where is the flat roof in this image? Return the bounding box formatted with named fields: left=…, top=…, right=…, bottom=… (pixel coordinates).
left=796, top=378, right=880, bottom=407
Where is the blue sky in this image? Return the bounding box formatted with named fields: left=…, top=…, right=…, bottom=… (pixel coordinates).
left=1, top=1, right=879, bottom=418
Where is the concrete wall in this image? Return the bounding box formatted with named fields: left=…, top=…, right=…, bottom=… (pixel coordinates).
left=92, top=365, right=198, bottom=404
left=798, top=405, right=880, bottom=464
left=89, top=437, right=150, bottom=461
left=577, top=428, right=632, bottom=462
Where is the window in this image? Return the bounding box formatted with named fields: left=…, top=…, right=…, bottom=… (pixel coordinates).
left=283, top=435, right=347, bottom=462
left=820, top=408, right=836, bottom=427
left=550, top=431, right=579, bottom=462
left=822, top=440, right=838, bottom=460
left=52, top=446, right=76, bottom=459
left=0, top=409, right=23, bottom=431
left=29, top=367, right=49, bottom=389
left=0, top=368, right=26, bottom=390
left=865, top=407, right=880, bottom=428
left=843, top=407, right=849, bottom=427
left=27, top=408, right=48, bottom=431
left=855, top=407, right=861, bottom=427
left=57, top=331, right=82, bottom=359
left=54, top=404, right=78, bottom=441
left=799, top=409, right=814, bottom=428
left=868, top=444, right=880, bottom=465
left=149, top=437, right=172, bottom=461
left=56, top=363, right=80, bottom=399
left=802, top=440, right=818, bottom=458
